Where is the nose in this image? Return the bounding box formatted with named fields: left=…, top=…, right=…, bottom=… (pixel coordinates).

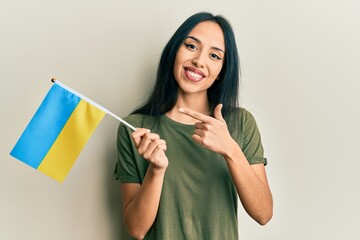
left=191, top=51, right=206, bottom=68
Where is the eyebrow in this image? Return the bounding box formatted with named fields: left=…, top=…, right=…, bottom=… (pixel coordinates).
left=185, top=36, right=225, bottom=53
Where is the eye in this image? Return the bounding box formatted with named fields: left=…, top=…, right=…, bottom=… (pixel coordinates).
left=210, top=53, right=222, bottom=60
left=184, top=43, right=198, bottom=50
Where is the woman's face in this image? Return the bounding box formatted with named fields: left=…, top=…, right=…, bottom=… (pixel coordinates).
left=173, top=21, right=225, bottom=96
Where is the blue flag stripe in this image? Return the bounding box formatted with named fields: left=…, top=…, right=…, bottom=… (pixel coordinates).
left=10, top=84, right=81, bottom=168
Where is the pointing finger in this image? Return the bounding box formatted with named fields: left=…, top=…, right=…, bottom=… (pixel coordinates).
left=178, top=108, right=212, bottom=123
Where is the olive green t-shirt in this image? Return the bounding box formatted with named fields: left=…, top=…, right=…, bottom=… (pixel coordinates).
left=114, top=108, right=267, bottom=240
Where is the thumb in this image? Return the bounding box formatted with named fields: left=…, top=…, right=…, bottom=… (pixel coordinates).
left=213, top=104, right=225, bottom=122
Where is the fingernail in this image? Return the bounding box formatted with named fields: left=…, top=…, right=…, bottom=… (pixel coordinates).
left=178, top=108, right=184, bottom=113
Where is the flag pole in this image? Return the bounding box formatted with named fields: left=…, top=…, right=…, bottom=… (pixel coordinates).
left=50, top=78, right=136, bottom=131
left=107, top=111, right=136, bottom=131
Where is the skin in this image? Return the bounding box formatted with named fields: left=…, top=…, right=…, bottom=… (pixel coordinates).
left=121, top=21, right=273, bottom=239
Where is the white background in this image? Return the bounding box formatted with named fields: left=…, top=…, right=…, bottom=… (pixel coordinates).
left=1, top=1, right=359, bottom=239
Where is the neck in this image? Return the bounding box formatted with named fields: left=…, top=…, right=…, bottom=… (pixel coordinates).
left=166, top=92, right=210, bottom=124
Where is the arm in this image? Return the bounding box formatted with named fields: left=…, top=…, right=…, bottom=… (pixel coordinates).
left=223, top=140, right=273, bottom=225
left=121, top=128, right=168, bottom=239
left=179, top=104, right=273, bottom=225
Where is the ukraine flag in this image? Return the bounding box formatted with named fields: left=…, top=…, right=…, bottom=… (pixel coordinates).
left=10, top=81, right=106, bottom=182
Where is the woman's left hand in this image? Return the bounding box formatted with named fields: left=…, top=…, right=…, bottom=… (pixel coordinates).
left=179, top=104, right=236, bottom=156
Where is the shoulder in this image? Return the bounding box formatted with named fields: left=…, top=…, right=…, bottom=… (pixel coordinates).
left=239, top=107, right=257, bottom=123
left=225, top=107, right=260, bottom=140
left=226, top=107, right=257, bottom=125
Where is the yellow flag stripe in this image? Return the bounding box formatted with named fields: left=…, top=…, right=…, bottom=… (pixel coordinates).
left=38, top=100, right=105, bottom=182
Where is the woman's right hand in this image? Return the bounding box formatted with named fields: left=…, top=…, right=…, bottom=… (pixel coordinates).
left=131, top=128, right=168, bottom=172
left=124, top=128, right=168, bottom=239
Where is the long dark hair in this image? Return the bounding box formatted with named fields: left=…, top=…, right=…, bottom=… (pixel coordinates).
left=132, top=12, right=241, bottom=130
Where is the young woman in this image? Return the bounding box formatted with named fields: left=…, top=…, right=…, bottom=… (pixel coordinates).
left=114, top=12, right=273, bottom=240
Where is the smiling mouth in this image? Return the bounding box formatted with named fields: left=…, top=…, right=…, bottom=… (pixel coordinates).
left=184, top=68, right=205, bottom=82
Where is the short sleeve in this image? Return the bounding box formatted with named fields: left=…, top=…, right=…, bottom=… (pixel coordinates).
left=241, top=109, right=267, bottom=165
left=113, top=123, right=141, bottom=183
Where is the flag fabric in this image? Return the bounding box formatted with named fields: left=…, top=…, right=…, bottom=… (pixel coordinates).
left=10, top=81, right=106, bottom=182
